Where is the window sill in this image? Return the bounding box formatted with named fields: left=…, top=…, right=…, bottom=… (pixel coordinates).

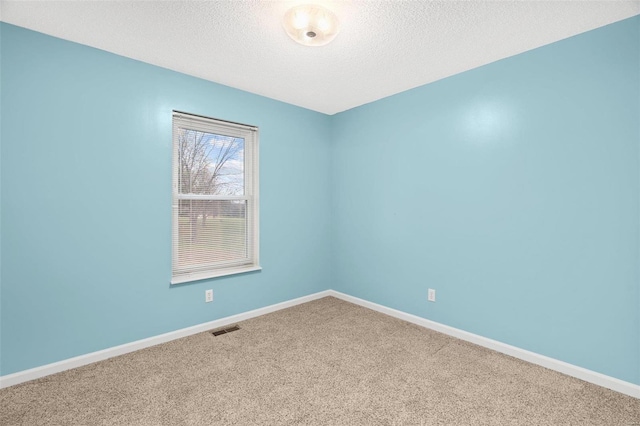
left=171, top=265, right=262, bottom=285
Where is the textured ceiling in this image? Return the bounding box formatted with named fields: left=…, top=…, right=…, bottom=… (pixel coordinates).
left=1, top=1, right=639, bottom=115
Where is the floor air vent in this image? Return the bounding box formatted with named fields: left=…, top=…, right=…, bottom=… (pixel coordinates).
left=211, top=325, right=240, bottom=336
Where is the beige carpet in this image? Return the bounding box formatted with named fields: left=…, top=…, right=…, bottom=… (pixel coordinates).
left=1, top=296, right=638, bottom=425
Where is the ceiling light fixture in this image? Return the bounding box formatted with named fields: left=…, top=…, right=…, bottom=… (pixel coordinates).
left=283, top=4, right=340, bottom=47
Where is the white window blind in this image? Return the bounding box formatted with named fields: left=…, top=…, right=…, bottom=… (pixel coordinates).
left=172, top=112, right=260, bottom=284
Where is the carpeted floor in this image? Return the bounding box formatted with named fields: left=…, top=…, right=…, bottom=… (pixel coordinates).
left=1, top=296, right=638, bottom=425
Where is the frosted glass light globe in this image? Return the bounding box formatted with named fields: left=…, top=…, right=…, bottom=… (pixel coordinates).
left=283, top=4, right=340, bottom=47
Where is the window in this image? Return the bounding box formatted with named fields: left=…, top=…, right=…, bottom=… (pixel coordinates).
left=172, top=111, right=259, bottom=284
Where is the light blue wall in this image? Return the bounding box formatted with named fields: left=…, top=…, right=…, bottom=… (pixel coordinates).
left=0, top=23, right=332, bottom=375
left=0, top=21, right=3, bottom=373
left=331, top=16, right=640, bottom=385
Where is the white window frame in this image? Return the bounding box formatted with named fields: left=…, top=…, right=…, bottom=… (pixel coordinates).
left=171, top=111, right=260, bottom=284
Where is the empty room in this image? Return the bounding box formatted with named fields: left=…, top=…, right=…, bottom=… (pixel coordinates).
left=0, top=1, right=639, bottom=424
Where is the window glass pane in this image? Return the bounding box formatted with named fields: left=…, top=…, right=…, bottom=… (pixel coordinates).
left=177, top=129, right=245, bottom=195
left=177, top=199, right=248, bottom=269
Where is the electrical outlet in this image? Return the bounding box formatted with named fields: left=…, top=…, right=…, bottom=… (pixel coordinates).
left=428, top=288, right=436, bottom=302
left=205, top=289, right=213, bottom=303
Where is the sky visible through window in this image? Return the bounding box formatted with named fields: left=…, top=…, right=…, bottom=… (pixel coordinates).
left=178, top=129, right=244, bottom=196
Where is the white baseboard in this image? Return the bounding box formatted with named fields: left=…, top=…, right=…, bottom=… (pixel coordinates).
left=0, top=290, right=332, bottom=389
left=326, top=290, right=640, bottom=399
left=2, top=288, right=638, bottom=399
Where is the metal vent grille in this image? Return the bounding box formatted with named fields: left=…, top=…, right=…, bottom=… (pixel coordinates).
left=211, top=325, right=240, bottom=336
